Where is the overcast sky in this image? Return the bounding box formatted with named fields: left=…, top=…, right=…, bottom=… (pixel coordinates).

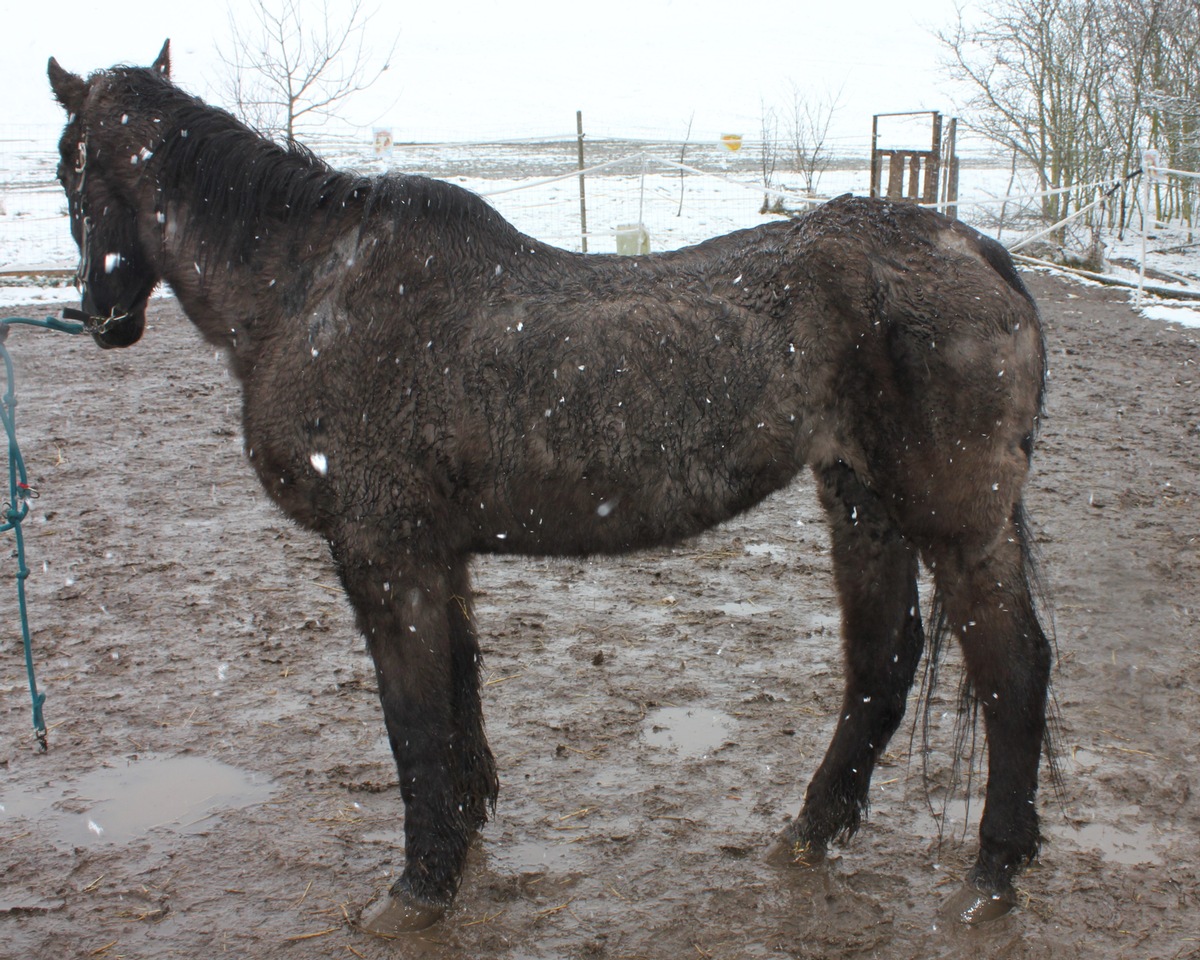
left=12, top=0, right=971, bottom=149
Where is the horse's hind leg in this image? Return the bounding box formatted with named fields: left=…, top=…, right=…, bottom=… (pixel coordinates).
left=774, top=461, right=925, bottom=862
left=931, top=506, right=1051, bottom=923
left=331, top=543, right=497, bottom=935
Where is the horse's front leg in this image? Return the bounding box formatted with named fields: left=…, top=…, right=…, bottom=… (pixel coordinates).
left=772, top=463, right=924, bottom=863
left=332, top=542, right=497, bottom=935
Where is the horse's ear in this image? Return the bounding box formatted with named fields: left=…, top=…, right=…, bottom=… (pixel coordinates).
left=152, top=40, right=171, bottom=79
left=48, top=57, right=87, bottom=114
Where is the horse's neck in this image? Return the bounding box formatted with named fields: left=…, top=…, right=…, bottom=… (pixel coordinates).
left=150, top=206, right=259, bottom=357
left=150, top=191, right=341, bottom=372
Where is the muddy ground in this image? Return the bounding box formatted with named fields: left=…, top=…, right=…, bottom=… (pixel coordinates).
left=0, top=272, right=1197, bottom=959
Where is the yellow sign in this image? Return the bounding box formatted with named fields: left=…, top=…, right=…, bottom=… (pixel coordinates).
left=721, top=134, right=743, bottom=152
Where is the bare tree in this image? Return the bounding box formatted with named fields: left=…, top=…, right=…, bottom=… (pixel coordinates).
left=216, top=0, right=396, bottom=141
left=676, top=112, right=694, bottom=217
left=937, top=0, right=1111, bottom=229
left=758, top=98, right=780, bottom=213
left=938, top=0, right=1200, bottom=240
left=783, top=82, right=843, bottom=195
left=1134, top=1, right=1200, bottom=230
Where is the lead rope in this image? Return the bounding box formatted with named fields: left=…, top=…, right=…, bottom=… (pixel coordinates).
left=1, top=314, right=85, bottom=752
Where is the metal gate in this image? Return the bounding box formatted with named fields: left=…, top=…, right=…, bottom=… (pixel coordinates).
left=869, top=111, right=959, bottom=218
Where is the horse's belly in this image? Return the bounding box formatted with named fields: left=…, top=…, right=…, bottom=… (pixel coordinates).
left=470, top=446, right=803, bottom=557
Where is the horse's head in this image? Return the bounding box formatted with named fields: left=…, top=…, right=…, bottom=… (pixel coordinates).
left=47, top=42, right=172, bottom=349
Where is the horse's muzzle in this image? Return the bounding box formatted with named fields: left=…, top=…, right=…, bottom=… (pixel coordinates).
left=64, top=304, right=146, bottom=349
left=92, top=311, right=145, bottom=349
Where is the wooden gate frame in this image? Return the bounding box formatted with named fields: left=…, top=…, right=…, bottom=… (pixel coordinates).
left=869, top=111, right=959, bottom=218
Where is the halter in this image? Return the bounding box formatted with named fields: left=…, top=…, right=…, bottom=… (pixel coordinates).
left=62, top=132, right=139, bottom=335
left=72, top=135, right=90, bottom=296
left=61, top=305, right=134, bottom=336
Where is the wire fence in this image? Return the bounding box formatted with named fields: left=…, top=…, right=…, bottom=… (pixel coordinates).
left=0, top=126, right=70, bottom=270
left=2, top=124, right=1197, bottom=301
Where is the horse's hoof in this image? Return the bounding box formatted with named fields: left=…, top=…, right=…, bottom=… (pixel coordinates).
left=942, top=880, right=1017, bottom=924
left=765, top=832, right=825, bottom=868
left=358, top=891, right=446, bottom=937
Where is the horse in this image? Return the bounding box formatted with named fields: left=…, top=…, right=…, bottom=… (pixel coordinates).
left=48, top=42, right=1054, bottom=935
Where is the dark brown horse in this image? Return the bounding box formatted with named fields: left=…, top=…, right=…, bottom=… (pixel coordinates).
left=49, top=43, right=1054, bottom=934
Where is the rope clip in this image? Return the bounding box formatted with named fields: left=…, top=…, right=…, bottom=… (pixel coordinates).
left=62, top=306, right=131, bottom=337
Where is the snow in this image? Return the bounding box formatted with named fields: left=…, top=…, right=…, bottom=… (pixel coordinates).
left=2, top=133, right=1198, bottom=336
left=1139, top=303, right=1200, bottom=329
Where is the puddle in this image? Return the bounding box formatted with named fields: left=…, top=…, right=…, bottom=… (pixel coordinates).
left=909, top=796, right=978, bottom=844
left=490, top=838, right=581, bottom=872
left=365, top=822, right=584, bottom=874
left=909, top=792, right=1169, bottom=867
left=238, top=691, right=309, bottom=726
left=1068, top=821, right=1161, bottom=864
left=643, top=706, right=735, bottom=757
left=1068, top=747, right=1103, bottom=768
left=715, top=601, right=775, bottom=617
left=744, top=542, right=788, bottom=562
left=803, top=611, right=842, bottom=634
left=1, top=755, right=274, bottom=845
left=1061, top=806, right=1165, bottom=865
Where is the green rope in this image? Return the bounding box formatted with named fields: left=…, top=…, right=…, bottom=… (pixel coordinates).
left=1, top=314, right=85, bottom=752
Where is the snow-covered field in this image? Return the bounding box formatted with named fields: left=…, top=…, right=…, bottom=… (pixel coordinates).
left=2, top=128, right=1198, bottom=328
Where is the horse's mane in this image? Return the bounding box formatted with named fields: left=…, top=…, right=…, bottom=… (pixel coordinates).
left=112, top=67, right=516, bottom=265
